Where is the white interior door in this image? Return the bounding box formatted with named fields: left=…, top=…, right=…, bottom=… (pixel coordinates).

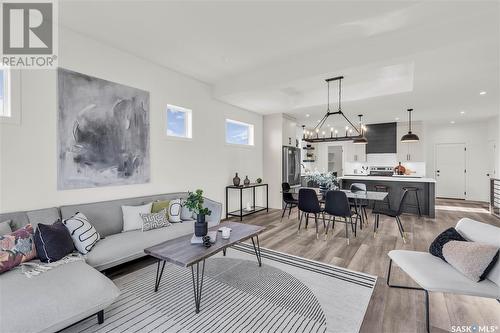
left=435, top=143, right=466, bottom=199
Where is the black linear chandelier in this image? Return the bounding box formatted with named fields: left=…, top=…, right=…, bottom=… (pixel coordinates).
left=302, top=76, right=367, bottom=144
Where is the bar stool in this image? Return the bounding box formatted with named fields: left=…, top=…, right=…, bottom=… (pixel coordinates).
left=402, top=186, right=422, bottom=217
left=374, top=184, right=391, bottom=211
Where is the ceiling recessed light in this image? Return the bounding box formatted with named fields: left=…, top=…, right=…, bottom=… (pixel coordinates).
left=395, top=117, right=400, bottom=121
left=450, top=120, right=455, bottom=124
left=460, top=111, right=465, bottom=115
left=479, top=91, right=487, bottom=95
left=305, top=114, right=310, bottom=118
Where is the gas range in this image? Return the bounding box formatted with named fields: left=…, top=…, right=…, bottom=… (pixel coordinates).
left=368, top=166, right=394, bottom=177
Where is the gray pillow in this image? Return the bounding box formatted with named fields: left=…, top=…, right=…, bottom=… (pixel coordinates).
left=180, top=204, right=194, bottom=221
left=442, top=241, right=499, bottom=282
left=27, top=208, right=60, bottom=231
left=0, top=220, right=12, bottom=235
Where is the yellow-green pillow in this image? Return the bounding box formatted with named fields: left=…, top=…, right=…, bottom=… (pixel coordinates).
left=152, top=200, right=170, bottom=216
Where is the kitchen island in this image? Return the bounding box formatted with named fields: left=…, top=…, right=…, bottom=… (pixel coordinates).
left=339, top=175, right=436, bottom=218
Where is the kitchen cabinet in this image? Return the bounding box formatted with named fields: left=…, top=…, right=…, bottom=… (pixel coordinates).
left=397, top=121, right=424, bottom=162
left=344, top=142, right=366, bottom=162
left=282, top=116, right=298, bottom=147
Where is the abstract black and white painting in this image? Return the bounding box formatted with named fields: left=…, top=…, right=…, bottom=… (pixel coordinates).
left=57, top=68, right=150, bottom=190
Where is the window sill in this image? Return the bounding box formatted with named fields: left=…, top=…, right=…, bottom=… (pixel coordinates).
left=225, top=142, right=255, bottom=149
left=164, top=135, right=193, bottom=142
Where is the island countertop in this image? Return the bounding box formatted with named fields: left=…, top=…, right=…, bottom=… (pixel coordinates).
left=339, top=175, right=436, bottom=183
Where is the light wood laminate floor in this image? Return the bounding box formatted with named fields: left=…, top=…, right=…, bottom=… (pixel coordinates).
left=224, top=199, right=500, bottom=333
left=108, top=199, right=500, bottom=333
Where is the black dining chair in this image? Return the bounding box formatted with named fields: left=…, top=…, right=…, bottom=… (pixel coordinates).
left=324, top=190, right=358, bottom=244
left=349, top=183, right=369, bottom=226
left=281, top=183, right=298, bottom=221
left=372, top=189, right=410, bottom=243
left=298, top=188, right=325, bottom=239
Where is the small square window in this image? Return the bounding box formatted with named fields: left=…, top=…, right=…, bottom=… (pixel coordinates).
left=166, top=105, right=192, bottom=139
left=225, top=119, right=254, bottom=146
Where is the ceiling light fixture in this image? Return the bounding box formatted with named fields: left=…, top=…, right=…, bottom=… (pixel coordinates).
left=302, top=76, right=365, bottom=143
left=400, top=108, right=419, bottom=143
left=306, top=114, right=310, bottom=117
left=353, top=115, right=368, bottom=145
left=479, top=91, right=487, bottom=95
left=460, top=111, right=465, bottom=115
left=450, top=120, right=455, bottom=124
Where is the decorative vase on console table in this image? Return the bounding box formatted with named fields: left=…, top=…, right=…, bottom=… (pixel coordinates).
left=233, top=173, right=241, bottom=186
left=244, top=176, right=250, bottom=186
left=186, top=189, right=212, bottom=238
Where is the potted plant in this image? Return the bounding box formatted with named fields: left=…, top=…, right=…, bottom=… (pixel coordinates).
left=185, top=189, right=212, bottom=237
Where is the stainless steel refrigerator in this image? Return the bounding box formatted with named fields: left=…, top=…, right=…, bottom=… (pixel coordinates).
left=282, top=146, right=301, bottom=186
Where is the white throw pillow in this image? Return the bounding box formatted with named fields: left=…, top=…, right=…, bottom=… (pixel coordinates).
left=63, top=212, right=100, bottom=254
left=122, top=203, right=153, bottom=232
left=168, top=199, right=182, bottom=223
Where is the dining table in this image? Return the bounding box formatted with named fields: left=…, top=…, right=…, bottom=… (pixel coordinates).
left=286, top=187, right=389, bottom=227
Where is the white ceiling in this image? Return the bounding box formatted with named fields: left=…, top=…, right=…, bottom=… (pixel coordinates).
left=60, top=1, right=499, bottom=125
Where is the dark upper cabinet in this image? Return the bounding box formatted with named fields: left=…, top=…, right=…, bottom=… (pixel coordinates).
left=365, top=122, right=397, bottom=154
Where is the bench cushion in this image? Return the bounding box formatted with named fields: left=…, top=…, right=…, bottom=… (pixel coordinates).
left=86, top=220, right=217, bottom=271
left=0, top=260, right=120, bottom=333
left=388, top=250, right=500, bottom=299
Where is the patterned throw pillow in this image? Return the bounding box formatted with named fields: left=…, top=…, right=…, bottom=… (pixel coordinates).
left=0, top=224, right=37, bottom=274
left=140, top=209, right=171, bottom=232
left=63, top=212, right=100, bottom=254
left=168, top=199, right=182, bottom=223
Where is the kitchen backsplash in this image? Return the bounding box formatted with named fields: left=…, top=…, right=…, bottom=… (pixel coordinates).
left=344, top=155, right=426, bottom=177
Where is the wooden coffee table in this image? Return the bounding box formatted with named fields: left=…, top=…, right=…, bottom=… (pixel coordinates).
left=144, top=221, right=265, bottom=313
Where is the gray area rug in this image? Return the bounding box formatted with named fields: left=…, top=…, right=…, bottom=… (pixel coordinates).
left=63, top=243, right=376, bottom=333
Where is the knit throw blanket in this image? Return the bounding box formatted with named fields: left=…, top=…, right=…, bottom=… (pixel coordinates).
left=18, top=253, right=85, bottom=278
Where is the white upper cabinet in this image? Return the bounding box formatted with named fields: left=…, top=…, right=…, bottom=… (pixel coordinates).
left=397, top=121, right=424, bottom=162
left=282, top=116, right=298, bottom=147
left=344, top=142, right=366, bottom=162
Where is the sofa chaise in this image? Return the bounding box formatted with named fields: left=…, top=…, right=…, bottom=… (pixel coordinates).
left=0, top=192, right=222, bottom=333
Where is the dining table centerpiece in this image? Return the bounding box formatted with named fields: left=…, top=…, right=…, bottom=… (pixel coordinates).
left=304, top=171, right=339, bottom=197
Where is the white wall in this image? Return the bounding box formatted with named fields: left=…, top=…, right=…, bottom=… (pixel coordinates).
left=0, top=28, right=263, bottom=213
left=424, top=118, right=495, bottom=202
left=263, top=114, right=283, bottom=209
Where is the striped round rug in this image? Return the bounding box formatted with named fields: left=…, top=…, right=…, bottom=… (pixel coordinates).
left=63, top=243, right=376, bottom=333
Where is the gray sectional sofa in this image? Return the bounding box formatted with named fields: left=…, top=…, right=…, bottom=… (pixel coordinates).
left=0, top=192, right=222, bottom=333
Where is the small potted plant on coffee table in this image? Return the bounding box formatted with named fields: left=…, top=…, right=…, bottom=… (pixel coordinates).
left=186, top=189, right=212, bottom=237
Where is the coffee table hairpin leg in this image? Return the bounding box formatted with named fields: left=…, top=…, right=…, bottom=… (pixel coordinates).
left=251, top=235, right=262, bottom=267
left=191, top=260, right=206, bottom=314
left=154, top=260, right=166, bottom=292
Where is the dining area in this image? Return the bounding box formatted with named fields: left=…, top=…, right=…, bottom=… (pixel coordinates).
left=281, top=181, right=412, bottom=244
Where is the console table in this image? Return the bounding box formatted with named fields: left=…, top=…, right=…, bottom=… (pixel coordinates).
left=225, top=183, right=269, bottom=221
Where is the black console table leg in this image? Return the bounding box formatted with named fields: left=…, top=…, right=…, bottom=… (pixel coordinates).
left=154, top=260, right=166, bottom=292
left=251, top=235, right=262, bottom=267
left=191, top=260, right=206, bottom=314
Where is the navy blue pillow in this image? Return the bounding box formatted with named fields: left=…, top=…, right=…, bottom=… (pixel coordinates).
left=34, top=220, right=75, bottom=263
left=429, top=227, right=466, bottom=262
